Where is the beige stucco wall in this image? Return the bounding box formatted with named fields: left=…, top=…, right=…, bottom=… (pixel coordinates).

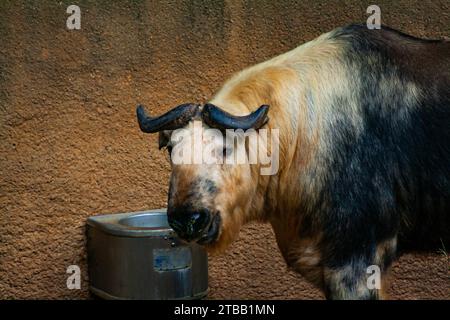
left=0, top=0, right=448, bottom=299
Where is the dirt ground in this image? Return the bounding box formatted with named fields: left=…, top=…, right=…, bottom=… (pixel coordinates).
left=0, top=0, right=448, bottom=299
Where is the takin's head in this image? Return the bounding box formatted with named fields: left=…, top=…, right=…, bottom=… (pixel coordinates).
left=136, top=102, right=270, bottom=252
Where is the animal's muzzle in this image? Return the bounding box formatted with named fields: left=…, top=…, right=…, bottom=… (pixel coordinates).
left=168, top=208, right=211, bottom=242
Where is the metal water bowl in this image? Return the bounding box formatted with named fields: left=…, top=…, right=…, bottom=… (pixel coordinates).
left=86, top=209, right=208, bottom=300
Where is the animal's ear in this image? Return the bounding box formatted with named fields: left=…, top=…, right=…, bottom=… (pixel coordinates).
left=158, top=131, right=170, bottom=150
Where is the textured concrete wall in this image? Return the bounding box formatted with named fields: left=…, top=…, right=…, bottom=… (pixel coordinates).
left=0, top=0, right=448, bottom=299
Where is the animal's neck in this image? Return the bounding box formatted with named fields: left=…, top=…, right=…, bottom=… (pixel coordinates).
left=210, top=76, right=304, bottom=225
left=210, top=31, right=345, bottom=224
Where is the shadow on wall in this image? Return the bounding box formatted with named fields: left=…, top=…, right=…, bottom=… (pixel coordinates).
left=0, top=0, right=449, bottom=299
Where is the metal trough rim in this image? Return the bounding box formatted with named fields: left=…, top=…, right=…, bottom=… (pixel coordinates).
left=86, top=208, right=175, bottom=238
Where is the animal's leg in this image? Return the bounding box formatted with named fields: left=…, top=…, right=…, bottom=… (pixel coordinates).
left=323, top=237, right=397, bottom=300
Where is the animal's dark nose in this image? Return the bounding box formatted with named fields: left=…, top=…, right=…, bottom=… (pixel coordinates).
left=168, top=208, right=211, bottom=241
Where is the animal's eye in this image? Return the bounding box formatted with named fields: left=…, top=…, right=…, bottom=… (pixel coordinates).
left=167, top=145, right=173, bottom=157
left=223, top=147, right=232, bottom=157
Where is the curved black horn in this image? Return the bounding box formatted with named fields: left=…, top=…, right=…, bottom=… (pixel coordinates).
left=136, top=103, right=200, bottom=133
left=202, top=103, right=270, bottom=130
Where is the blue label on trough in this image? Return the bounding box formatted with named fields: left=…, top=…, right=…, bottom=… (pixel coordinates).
left=153, top=247, right=192, bottom=271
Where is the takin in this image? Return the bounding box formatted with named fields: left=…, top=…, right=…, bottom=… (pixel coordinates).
left=136, top=24, right=450, bottom=299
